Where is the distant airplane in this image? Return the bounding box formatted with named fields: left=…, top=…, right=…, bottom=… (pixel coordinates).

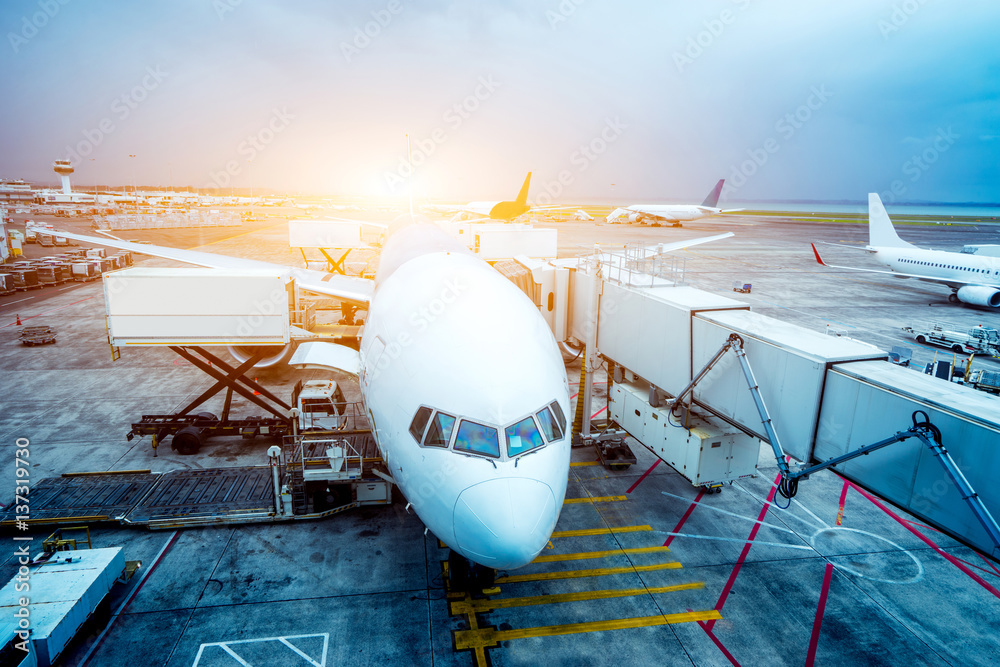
left=424, top=172, right=571, bottom=221
left=811, top=193, right=1000, bottom=308
left=54, top=217, right=735, bottom=581
left=606, top=179, right=741, bottom=227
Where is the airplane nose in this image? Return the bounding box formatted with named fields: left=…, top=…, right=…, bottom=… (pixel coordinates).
left=453, top=477, right=556, bottom=570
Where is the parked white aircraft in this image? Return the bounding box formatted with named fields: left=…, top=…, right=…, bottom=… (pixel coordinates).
left=54, top=216, right=735, bottom=576
left=607, top=179, right=741, bottom=227
left=423, top=172, right=535, bottom=221
left=812, top=193, right=1000, bottom=308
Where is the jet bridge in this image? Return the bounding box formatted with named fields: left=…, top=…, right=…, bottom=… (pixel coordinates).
left=554, top=254, right=1000, bottom=558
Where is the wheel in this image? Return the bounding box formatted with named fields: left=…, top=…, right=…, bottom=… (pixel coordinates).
left=952, top=344, right=963, bottom=353
left=948, top=293, right=959, bottom=303
left=194, top=412, right=217, bottom=423
left=916, top=335, right=926, bottom=344
left=172, top=426, right=203, bottom=455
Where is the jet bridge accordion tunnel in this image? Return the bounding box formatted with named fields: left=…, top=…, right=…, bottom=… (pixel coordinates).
left=569, top=270, right=1000, bottom=559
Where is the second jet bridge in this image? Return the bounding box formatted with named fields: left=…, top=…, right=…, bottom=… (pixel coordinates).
left=531, top=255, right=1000, bottom=559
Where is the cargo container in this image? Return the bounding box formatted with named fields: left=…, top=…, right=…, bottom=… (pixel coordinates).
left=10, top=268, right=39, bottom=290
left=72, top=262, right=98, bottom=280
left=85, top=248, right=105, bottom=259
left=0, top=548, right=126, bottom=667
left=0, top=273, right=14, bottom=295
left=288, top=219, right=365, bottom=248
left=104, top=267, right=293, bottom=346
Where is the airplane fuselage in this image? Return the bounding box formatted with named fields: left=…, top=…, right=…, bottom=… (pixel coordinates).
left=874, top=246, right=1000, bottom=286
left=359, top=223, right=570, bottom=570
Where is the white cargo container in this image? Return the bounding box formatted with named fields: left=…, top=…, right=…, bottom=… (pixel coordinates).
left=610, top=379, right=759, bottom=487
left=690, top=310, right=887, bottom=462
left=598, top=284, right=748, bottom=397
left=288, top=219, right=364, bottom=248
left=104, top=267, right=293, bottom=346
left=474, top=227, right=557, bottom=260
left=0, top=547, right=126, bottom=667
left=815, top=361, right=1000, bottom=557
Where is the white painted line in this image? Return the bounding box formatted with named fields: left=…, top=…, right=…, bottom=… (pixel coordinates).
left=0, top=297, right=34, bottom=308
left=662, top=532, right=814, bottom=550
left=218, top=645, right=251, bottom=666
left=661, top=490, right=798, bottom=535
left=193, top=633, right=329, bottom=666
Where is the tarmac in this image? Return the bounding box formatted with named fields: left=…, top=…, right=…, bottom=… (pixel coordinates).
left=1, top=210, right=998, bottom=666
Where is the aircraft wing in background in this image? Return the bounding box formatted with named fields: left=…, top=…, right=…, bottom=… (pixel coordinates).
left=52, top=228, right=375, bottom=305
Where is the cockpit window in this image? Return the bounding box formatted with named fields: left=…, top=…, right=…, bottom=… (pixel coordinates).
left=506, top=416, right=545, bottom=456
left=424, top=412, right=456, bottom=448
left=549, top=401, right=567, bottom=433
left=536, top=406, right=564, bottom=442
left=408, top=406, right=432, bottom=443
left=454, top=420, right=500, bottom=458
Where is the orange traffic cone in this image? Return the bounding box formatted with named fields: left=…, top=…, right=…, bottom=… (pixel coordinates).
left=15, top=314, right=21, bottom=326
left=253, top=378, right=260, bottom=395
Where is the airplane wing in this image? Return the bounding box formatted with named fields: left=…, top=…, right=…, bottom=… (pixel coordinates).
left=602, top=232, right=735, bottom=259
left=54, top=228, right=374, bottom=305
left=810, top=243, right=966, bottom=289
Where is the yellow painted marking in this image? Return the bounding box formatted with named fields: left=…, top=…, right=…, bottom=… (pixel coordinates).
left=571, top=461, right=601, bottom=467
left=563, top=495, right=626, bottom=504
left=454, top=610, right=722, bottom=649
left=533, top=546, right=670, bottom=563
left=496, top=560, right=681, bottom=584
left=450, top=582, right=705, bottom=614
left=551, top=525, right=652, bottom=538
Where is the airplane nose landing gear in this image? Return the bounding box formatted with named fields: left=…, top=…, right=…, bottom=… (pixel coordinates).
left=448, top=550, right=496, bottom=593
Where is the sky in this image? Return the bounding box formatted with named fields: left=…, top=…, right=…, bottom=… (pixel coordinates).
left=1, top=0, right=999, bottom=204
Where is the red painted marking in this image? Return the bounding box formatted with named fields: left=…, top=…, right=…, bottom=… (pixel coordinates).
left=835, top=479, right=849, bottom=526
left=590, top=405, right=607, bottom=419
left=977, top=552, right=1000, bottom=578
left=626, top=459, right=660, bottom=494
left=845, top=479, right=1000, bottom=600
left=693, top=613, right=741, bottom=666
left=125, top=531, right=180, bottom=607
left=805, top=563, right=835, bottom=666
left=664, top=487, right=706, bottom=547
left=3, top=296, right=95, bottom=327
left=705, top=471, right=782, bottom=631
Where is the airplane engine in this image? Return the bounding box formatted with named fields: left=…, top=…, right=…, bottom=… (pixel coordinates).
left=629, top=212, right=643, bottom=224
left=227, top=343, right=296, bottom=368
left=956, top=285, right=1000, bottom=308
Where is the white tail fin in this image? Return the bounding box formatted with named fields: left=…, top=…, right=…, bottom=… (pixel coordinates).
left=868, top=193, right=915, bottom=249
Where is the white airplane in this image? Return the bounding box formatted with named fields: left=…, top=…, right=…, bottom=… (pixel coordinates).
left=811, top=193, right=1000, bottom=308
left=607, top=179, right=741, bottom=227
left=54, top=215, right=735, bottom=579
left=423, top=172, right=574, bottom=222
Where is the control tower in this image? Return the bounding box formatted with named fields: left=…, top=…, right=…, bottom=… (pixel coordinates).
left=53, top=159, right=74, bottom=194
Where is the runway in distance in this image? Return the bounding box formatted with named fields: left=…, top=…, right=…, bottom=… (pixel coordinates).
left=812, top=193, right=1000, bottom=308
left=606, top=179, right=742, bottom=227
left=53, top=214, right=737, bottom=576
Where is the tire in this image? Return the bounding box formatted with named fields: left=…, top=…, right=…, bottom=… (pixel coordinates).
left=952, top=344, right=964, bottom=353
left=948, top=293, right=960, bottom=303
left=916, top=335, right=926, bottom=344
left=173, top=426, right=203, bottom=455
